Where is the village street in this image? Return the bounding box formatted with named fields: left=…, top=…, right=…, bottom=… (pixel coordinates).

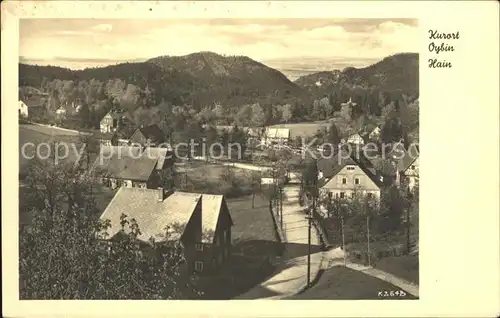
left=236, top=185, right=326, bottom=299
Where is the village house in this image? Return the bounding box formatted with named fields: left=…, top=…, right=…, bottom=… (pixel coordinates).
left=92, top=145, right=175, bottom=189
left=260, top=127, right=290, bottom=147
left=55, top=106, right=67, bottom=119
left=100, top=109, right=133, bottom=133
left=318, top=156, right=383, bottom=202
left=129, top=124, right=166, bottom=147
left=94, top=131, right=130, bottom=147
left=340, top=97, right=358, bottom=115
left=317, top=149, right=382, bottom=201
left=92, top=146, right=160, bottom=189
left=99, top=188, right=234, bottom=273
left=368, top=126, right=381, bottom=141
left=18, top=100, right=28, bottom=118
left=19, top=96, right=46, bottom=118
left=396, top=145, right=420, bottom=191
left=341, top=97, right=357, bottom=109
left=345, top=132, right=369, bottom=145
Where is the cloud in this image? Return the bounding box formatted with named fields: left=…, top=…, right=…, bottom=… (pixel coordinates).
left=19, top=18, right=418, bottom=67
left=91, top=23, right=113, bottom=32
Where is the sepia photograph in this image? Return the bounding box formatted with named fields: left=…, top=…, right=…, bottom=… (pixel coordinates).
left=17, top=17, right=420, bottom=300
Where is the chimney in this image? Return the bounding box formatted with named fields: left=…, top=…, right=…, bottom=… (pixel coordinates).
left=156, top=187, right=164, bottom=202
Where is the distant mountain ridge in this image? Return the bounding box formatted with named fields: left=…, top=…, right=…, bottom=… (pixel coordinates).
left=19, top=52, right=307, bottom=110
left=18, top=52, right=418, bottom=122
left=294, top=53, right=419, bottom=96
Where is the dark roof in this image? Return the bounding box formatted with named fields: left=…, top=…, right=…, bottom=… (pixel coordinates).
left=330, top=160, right=383, bottom=189
left=318, top=146, right=383, bottom=189
left=135, top=124, right=165, bottom=143
left=397, top=145, right=419, bottom=172
left=317, top=146, right=371, bottom=178
left=143, top=147, right=173, bottom=170
left=99, top=189, right=228, bottom=244
left=92, top=146, right=157, bottom=181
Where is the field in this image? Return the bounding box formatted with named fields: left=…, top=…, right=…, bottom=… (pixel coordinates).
left=288, top=266, right=417, bottom=299
left=199, top=194, right=281, bottom=299
left=227, top=194, right=281, bottom=258
left=19, top=124, right=82, bottom=177
left=175, top=160, right=255, bottom=197
left=374, top=254, right=419, bottom=284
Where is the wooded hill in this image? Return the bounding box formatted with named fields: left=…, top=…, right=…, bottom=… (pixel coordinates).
left=294, top=53, right=419, bottom=97
left=18, top=52, right=419, bottom=130
left=19, top=52, right=308, bottom=112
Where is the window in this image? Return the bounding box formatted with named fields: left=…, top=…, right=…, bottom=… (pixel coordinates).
left=342, top=178, right=347, bottom=184
left=195, top=243, right=203, bottom=251
left=346, top=166, right=355, bottom=171
left=355, top=178, right=360, bottom=185
left=411, top=165, right=416, bottom=170
left=340, top=192, right=345, bottom=199
left=367, top=193, right=373, bottom=199
left=194, top=261, right=203, bottom=272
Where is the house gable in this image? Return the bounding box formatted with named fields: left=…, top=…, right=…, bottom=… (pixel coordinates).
left=322, top=164, right=381, bottom=192
left=129, top=129, right=146, bottom=145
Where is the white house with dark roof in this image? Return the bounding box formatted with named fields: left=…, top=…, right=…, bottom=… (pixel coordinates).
left=92, top=146, right=158, bottom=189
left=99, top=188, right=233, bottom=273
left=317, top=149, right=383, bottom=212
left=19, top=100, right=29, bottom=117
left=396, top=145, right=420, bottom=191
left=368, top=126, right=381, bottom=141
left=345, top=132, right=369, bottom=145
left=261, top=127, right=290, bottom=146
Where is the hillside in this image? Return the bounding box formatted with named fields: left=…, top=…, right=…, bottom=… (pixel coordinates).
left=294, top=53, right=419, bottom=96
left=19, top=52, right=309, bottom=111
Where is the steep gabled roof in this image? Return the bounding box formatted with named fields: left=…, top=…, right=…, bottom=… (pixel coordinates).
left=200, top=194, right=229, bottom=243
left=99, top=189, right=228, bottom=244
left=136, top=124, right=165, bottom=143
left=142, top=147, right=173, bottom=170
left=92, top=146, right=157, bottom=181
left=397, top=146, right=419, bottom=172
left=318, top=147, right=383, bottom=190
left=99, top=189, right=201, bottom=243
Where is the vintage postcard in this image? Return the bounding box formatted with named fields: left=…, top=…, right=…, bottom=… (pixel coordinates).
left=2, top=1, right=499, bottom=317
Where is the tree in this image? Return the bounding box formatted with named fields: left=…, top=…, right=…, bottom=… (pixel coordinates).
left=381, top=116, right=403, bottom=144
left=378, top=185, right=405, bottom=234
left=280, top=104, right=293, bottom=123
left=325, top=122, right=341, bottom=146
left=197, top=106, right=216, bottom=125
left=311, top=99, right=324, bottom=120
left=319, top=97, right=333, bottom=118
left=213, top=103, right=225, bottom=121
left=229, top=125, right=248, bottom=160
left=250, top=171, right=262, bottom=208
left=250, top=103, right=266, bottom=128
left=19, top=157, right=199, bottom=299
left=381, top=101, right=397, bottom=120
left=236, top=104, right=252, bottom=127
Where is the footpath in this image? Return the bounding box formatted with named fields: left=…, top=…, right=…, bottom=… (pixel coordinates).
left=236, top=185, right=326, bottom=299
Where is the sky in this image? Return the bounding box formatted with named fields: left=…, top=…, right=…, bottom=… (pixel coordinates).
left=19, top=18, right=418, bottom=70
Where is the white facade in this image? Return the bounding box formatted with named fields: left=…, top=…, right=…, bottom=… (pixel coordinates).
left=261, top=128, right=290, bottom=146
left=346, top=133, right=365, bottom=145
left=19, top=100, right=28, bottom=118
left=369, top=127, right=381, bottom=140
